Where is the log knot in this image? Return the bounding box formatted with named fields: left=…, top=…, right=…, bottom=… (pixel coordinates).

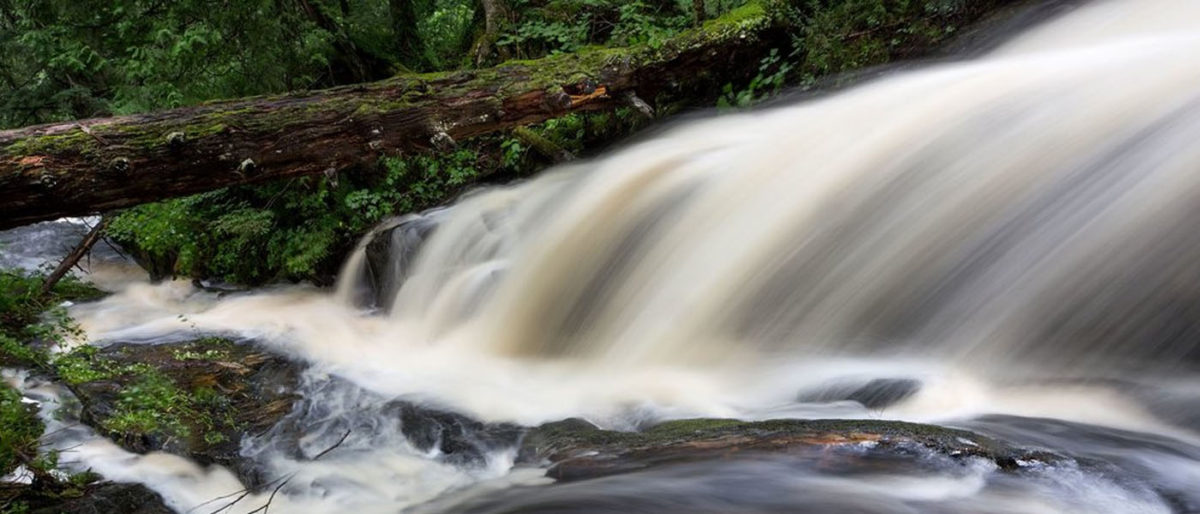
left=37, top=172, right=59, bottom=190
left=431, top=132, right=457, bottom=151
left=166, top=132, right=187, bottom=151
left=108, top=157, right=131, bottom=176
left=237, top=158, right=258, bottom=176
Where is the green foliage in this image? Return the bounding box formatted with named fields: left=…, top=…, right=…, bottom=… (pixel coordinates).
left=51, top=339, right=246, bottom=453
left=0, top=384, right=42, bottom=477
left=500, top=138, right=528, bottom=170
left=103, top=371, right=195, bottom=438
left=0, top=270, right=101, bottom=368
left=416, top=0, right=482, bottom=69
left=790, top=0, right=979, bottom=87
left=496, top=0, right=748, bottom=58
left=718, top=47, right=793, bottom=108
left=0, top=270, right=109, bottom=500
left=108, top=149, right=486, bottom=284
left=716, top=0, right=999, bottom=108
left=3, top=0, right=738, bottom=126
left=0, top=0, right=497, bottom=128
left=171, top=346, right=230, bottom=362
left=53, top=345, right=160, bottom=387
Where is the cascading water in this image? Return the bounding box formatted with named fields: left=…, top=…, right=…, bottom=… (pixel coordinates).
left=9, top=0, right=1200, bottom=511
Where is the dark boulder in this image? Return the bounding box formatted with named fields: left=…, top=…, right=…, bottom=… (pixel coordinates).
left=65, top=338, right=303, bottom=488
left=519, top=417, right=1057, bottom=481
left=1, top=481, right=173, bottom=514
left=250, top=374, right=522, bottom=471
left=796, top=378, right=921, bottom=409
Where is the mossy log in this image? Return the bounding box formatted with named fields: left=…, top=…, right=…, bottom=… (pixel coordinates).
left=0, top=3, right=781, bottom=229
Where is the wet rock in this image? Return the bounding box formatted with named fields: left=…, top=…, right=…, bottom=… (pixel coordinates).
left=348, top=212, right=444, bottom=309
left=2, top=481, right=172, bottom=514
left=797, top=378, right=921, bottom=409
left=393, top=402, right=523, bottom=466
left=66, top=338, right=303, bottom=487
left=251, top=374, right=521, bottom=472
left=519, top=417, right=1057, bottom=481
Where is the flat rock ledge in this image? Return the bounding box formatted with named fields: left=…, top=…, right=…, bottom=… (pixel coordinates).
left=519, top=417, right=1058, bottom=481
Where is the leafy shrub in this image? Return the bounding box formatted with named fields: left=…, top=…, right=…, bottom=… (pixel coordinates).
left=108, top=148, right=488, bottom=285
left=497, top=0, right=743, bottom=58
left=0, top=271, right=100, bottom=365
left=0, top=384, right=42, bottom=477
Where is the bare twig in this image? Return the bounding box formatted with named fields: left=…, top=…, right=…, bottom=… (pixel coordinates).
left=312, top=429, right=352, bottom=460
left=190, top=474, right=290, bottom=514
left=41, top=217, right=109, bottom=296
left=245, top=475, right=292, bottom=514
left=196, top=428, right=351, bottom=514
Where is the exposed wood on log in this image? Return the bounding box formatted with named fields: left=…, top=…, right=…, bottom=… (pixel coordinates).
left=0, top=3, right=782, bottom=229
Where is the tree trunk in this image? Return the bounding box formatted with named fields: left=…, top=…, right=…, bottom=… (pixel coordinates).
left=0, top=7, right=784, bottom=229
left=473, top=0, right=509, bottom=67
left=391, top=0, right=431, bottom=71
left=294, top=0, right=393, bottom=84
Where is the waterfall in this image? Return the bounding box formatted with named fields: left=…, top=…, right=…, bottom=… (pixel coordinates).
left=36, top=0, right=1200, bottom=512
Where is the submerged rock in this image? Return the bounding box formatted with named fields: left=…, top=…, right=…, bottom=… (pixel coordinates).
left=796, top=378, right=922, bottom=409
left=519, top=417, right=1056, bottom=481
left=247, top=374, right=522, bottom=473
left=394, top=402, right=523, bottom=466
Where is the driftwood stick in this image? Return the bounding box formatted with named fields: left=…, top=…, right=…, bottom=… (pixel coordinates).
left=41, top=217, right=109, bottom=296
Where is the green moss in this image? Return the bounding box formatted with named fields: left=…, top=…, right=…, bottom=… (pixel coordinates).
left=58, top=339, right=255, bottom=456
left=699, top=1, right=770, bottom=35
left=2, top=130, right=100, bottom=159
left=525, top=416, right=1013, bottom=461
left=644, top=418, right=746, bottom=438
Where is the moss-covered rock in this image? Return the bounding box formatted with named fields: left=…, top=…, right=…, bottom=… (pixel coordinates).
left=62, top=338, right=302, bottom=486
left=520, top=417, right=1058, bottom=481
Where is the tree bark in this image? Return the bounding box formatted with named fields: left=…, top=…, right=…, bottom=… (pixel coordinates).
left=0, top=6, right=783, bottom=229
left=472, top=0, right=509, bottom=67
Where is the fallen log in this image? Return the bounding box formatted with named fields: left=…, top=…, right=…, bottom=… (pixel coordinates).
left=0, top=3, right=782, bottom=229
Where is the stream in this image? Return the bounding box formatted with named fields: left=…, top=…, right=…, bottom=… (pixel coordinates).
left=5, top=0, right=1200, bottom=512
